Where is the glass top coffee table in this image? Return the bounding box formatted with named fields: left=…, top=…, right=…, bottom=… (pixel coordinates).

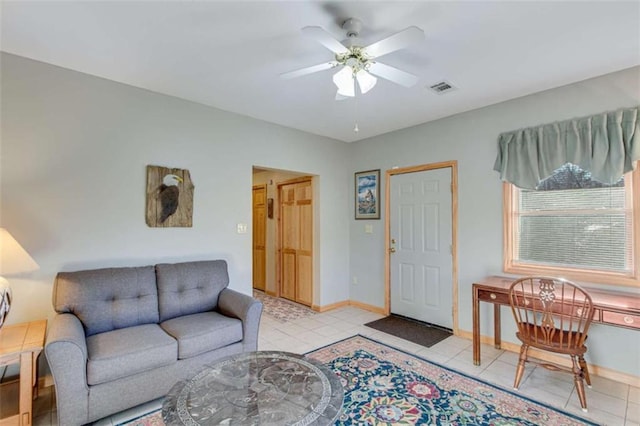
left=162, top=351, right=344, bottom=426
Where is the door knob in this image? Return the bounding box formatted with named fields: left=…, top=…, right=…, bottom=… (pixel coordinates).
left=389, top=247, right=396, bottom=253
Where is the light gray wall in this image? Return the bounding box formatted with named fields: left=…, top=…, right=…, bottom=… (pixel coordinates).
left=2, top=51, right=639, bottom=378
left=348, top=66, right=640, bottom=376
left=0, top=53, right=351, bottom=327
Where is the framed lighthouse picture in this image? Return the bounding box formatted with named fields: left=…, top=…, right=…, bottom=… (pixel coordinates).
left=146, top=165, right=194, bottom=227
left=355, top=169, right=380, bottom=220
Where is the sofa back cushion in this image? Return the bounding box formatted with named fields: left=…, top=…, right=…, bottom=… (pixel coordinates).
left=53, top=266, right=159, bottom=336
left=156, top=260, right=229, bottom=322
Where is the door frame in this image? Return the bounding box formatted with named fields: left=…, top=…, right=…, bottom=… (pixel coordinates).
left=252, top=184, right=267, bottom=291
left=384, top=161, right=459, bottom=334
left=276, top=175, right=314, bottom=305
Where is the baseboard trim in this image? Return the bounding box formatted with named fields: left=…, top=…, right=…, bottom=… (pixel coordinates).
left=0, top=374, right=53, bottom=391
left=348, top=300, right=387, bottom=315
left=312, top=300, right=349, bottom=312
left=457, top=330, right=640, bottom=388
left=38, top=374, right=54, bottom=389
left=311, top=299, right=387, bottom=315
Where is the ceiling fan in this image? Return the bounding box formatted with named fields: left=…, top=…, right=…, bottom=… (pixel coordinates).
left=281, top=18, right=425, bottom=100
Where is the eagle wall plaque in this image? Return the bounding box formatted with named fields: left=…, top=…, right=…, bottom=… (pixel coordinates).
left=146, top=165, right=194, bottom=227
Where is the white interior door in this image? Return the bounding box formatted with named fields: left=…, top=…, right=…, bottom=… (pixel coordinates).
left=390, top=167, right=453, bottom=328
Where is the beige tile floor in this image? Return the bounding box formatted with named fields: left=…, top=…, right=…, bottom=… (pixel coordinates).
left=2, top=306, right=638, bottom=425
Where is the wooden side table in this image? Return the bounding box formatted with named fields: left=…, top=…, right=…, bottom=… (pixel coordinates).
left=0, top=320, right=47, bottom=426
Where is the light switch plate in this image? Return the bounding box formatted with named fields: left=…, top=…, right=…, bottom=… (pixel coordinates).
left=237, top=223, right=248, bottom=234
left=365, top=224, right=373, bottom=234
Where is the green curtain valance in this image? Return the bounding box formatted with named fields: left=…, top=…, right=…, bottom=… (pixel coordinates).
left=493, top=106, right=640, bottom=189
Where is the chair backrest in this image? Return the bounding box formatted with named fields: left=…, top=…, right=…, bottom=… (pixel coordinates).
left=509, top=277, right=593, bottom=351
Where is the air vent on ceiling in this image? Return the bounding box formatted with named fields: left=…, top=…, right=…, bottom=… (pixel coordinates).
left=428, top=81, right=456, bottom=94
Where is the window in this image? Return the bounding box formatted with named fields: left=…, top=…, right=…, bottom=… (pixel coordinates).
left=504, top=163, right=640, bottom=286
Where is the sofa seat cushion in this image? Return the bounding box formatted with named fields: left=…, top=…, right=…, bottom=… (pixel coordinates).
left=86, top=324, right=177, bottom=386
left=160, top=311, right=243, bottom=359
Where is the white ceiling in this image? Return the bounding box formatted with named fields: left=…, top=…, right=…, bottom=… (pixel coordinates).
left=2, top=1, right=639, bottom=143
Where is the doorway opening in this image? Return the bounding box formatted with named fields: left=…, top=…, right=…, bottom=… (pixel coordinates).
left=252, top=166, right=318, bottom=308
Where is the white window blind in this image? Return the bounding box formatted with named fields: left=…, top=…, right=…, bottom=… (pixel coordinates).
left=515, top=164, right=632, bottom=273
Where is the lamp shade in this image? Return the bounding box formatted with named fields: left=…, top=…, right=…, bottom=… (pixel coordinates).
left=355, top=70, right=377, bottom=94
left=333, top=67, right=355, bottom=97
left=0, top=228, right=39, bottom=275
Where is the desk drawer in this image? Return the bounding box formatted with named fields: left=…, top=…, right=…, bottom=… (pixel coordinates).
left=477, top=289, right=509, bottom=304
left=601, top=311, right=640, bottom=329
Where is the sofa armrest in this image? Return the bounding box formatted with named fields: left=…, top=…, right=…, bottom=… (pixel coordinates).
left=45, top=313, right=90, bottom=426
left=218, top=288, right=263, bottom=351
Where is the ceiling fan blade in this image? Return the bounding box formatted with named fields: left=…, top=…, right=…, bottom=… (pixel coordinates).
left=302, top=26, right=349, bottom=55
left=280, top=62, right=336, bottom=79
left=364, top=26, right=425, bottom=59
left=367, top=62, right=418, bottom=88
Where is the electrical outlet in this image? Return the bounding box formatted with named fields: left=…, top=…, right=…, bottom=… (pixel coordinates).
left=352, top=276, right=358, bottom=285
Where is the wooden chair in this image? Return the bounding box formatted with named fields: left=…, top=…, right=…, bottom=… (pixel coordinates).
left=508, top=276, right=594, bottom=412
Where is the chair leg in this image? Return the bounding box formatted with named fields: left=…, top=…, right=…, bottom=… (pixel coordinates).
left=571, top=355, right=588, bottom=412
left=578, top=355, right=591, bottom=388
left=514, top=344, right=529, bottom=390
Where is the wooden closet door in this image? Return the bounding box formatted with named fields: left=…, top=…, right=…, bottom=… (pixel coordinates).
left=278, top=178, right=313, bottom=306
left=280, top=184, right=298, bottom=301
left=295, top=180, right=313, bottom=305
left=252, top=185, right=266, bottom=291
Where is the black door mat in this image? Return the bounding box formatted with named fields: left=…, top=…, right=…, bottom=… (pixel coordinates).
left=364, top=314, right=453, bottom=348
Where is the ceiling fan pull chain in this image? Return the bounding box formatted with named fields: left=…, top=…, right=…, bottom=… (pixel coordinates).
left=354, top=79, right=359, bottom=133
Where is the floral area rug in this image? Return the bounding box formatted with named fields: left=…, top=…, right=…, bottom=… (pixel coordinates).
left=118, top=335, right=596, bottom=426
left=306, top=335, right=597, bottom=426
left=252, top=289, right=316, bottom=323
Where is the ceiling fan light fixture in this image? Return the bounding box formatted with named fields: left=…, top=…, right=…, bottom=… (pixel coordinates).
left=286, top=19, right=424, bottom=101
left=333, top=66, right=355, bottom=97
left=356, top=70, right=377, bottom=94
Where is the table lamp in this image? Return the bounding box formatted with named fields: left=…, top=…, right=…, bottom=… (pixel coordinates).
left=0, top=228, right=39, bottom=329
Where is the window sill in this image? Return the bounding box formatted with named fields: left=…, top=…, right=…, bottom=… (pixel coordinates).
left=504, top=263, right=640, bottom=288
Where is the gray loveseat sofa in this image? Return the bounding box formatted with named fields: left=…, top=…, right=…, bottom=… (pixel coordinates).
left=45, top=259, right=262, bottom=426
